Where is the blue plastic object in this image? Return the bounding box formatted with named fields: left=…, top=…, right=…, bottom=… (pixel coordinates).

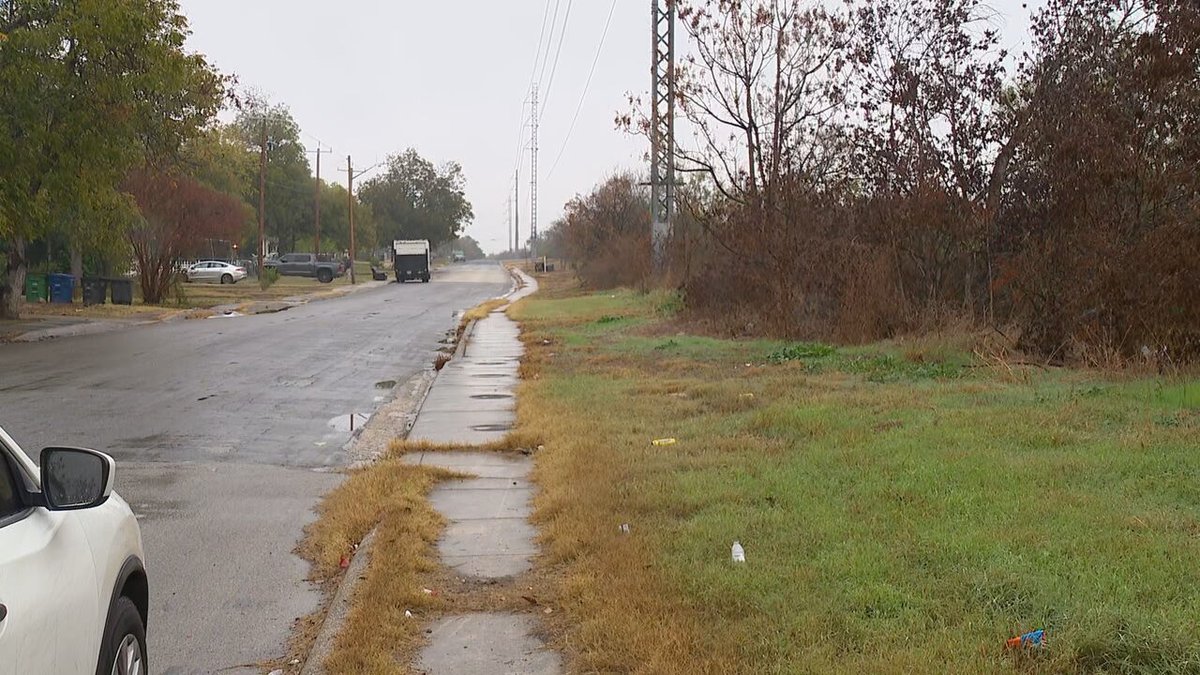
left=1021, top=629, right=1045, bottom=646
left=48, top=273, right=74, bottom=304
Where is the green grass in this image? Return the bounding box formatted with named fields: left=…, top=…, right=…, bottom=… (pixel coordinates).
left=515, top=282, right=1200, bottom=674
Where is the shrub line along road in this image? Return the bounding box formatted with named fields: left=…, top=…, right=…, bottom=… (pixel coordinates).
left=0, top=261, right=510, bottom=674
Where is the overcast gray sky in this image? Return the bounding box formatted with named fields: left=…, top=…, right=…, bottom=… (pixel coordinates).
left=178, top=0, right=1041, bottom=254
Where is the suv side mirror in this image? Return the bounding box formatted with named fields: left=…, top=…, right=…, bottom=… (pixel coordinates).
left=40, top=447, right=115, bottom=511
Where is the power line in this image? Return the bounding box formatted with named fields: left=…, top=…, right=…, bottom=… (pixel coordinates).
left=538, top=0, right=563, bottom=85
left=547, top=0, right=618, bottom=179
left=512, top=95, right=529, bottom=179
left=531, top=0, right=555, bottom=88
left=539, top=0, right=575, bottom=117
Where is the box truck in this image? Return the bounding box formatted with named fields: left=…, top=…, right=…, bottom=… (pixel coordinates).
left=392, top=239, right=431, bottom=283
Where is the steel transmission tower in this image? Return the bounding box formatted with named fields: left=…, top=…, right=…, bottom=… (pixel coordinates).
left=650, top=0, right=676, bottom=272
left=530, top=83, right=539, bottom=258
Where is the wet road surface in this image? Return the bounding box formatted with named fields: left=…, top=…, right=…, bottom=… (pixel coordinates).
left=0, top=261, right=510, bottom=673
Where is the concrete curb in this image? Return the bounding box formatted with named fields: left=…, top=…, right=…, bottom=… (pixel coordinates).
left=298, top=529, right=377, bottom=675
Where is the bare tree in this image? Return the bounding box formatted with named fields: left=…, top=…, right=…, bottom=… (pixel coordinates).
left=674, top=0, right=851, bottom=205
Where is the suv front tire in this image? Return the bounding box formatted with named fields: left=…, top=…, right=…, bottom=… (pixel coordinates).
left=97, top=596, right=146, bottom=675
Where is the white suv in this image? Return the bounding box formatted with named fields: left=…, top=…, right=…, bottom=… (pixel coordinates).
left=0, top=425, right=148, bottom=675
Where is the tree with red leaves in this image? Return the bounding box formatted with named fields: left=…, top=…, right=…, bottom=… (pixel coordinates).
left=125, top=170, right=249, bottom=304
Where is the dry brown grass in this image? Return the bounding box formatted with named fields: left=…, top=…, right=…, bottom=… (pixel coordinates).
left=20, top=300, right=175, bottom=320
left=514, top=347, right=741, bottom=674
left=387, top=432, right=544, bottom=457
left=290, top=459, right=458, bottom=674
left=177, top=275, right=347, bottom=308
left=462, top=297, right=509, bottom=322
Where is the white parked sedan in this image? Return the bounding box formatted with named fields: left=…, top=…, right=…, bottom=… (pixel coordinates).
left=185, top=260, right=247, bottom=284
left=0, top=425, right=148, bottom=675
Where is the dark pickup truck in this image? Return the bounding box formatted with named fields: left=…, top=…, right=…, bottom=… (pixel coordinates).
left=264, top=253, right=344, bottom=283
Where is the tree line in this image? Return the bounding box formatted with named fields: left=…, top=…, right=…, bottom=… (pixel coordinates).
left=548, top=0, right=1199, bottom=363
left=0, top=0, right=472, bottom=316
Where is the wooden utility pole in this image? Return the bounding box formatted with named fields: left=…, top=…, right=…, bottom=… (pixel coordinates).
left=315, top=149, right=323, bottom=257
left=258, top=119, right=267, bottom=277
left=308, top=146, right=332, bottom=256
left=346, top=155, right=356, bottom=284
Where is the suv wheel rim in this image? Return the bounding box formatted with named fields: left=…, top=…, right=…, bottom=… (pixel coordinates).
left=111, top=634, right=143, bottom=675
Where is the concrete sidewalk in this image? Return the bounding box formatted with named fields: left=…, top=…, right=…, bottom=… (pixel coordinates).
left=406, top=314, right=522, bottom=445
left=403, top=269, right=561, bottom=675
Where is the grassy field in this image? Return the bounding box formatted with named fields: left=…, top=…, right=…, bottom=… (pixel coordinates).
left=511, top=274, right=1200, bottom=673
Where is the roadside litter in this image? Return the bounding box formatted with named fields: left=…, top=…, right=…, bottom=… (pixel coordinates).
left=651, top=437, right=677, bottom=446
left=618, top=523, right=631, bottom=534
left=731, top=541, right=746, bottom=563
left=1006, top=629, right=1045, bottom=649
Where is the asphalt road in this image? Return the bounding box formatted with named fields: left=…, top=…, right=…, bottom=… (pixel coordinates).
left=0, top=261, right=511, bottom=674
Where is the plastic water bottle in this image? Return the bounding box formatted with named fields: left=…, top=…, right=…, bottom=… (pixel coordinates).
left=731, top=541, right=746, bottom=563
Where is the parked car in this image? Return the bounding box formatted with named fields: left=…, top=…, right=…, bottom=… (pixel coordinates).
left=0, top=424, right=148, bottom=674
left=185, top=260, right=247, bottom=284
left=263, top=253, right=344, bottom=283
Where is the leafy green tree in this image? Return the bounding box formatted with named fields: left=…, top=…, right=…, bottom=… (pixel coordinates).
left=308, top=181, right=350, bottom=253
left=182, top=124, right=258, bottom=202
left=0, top=0, right=223, bottom=318
left=353, top=200, right=378, bottom=255
left=233, top=98, right=313, bottom=254
left=358, top=149, right=473, bottom=249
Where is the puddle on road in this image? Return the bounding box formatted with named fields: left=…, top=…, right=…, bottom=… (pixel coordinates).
left=327, top=413, right=370, bottom=432
left=375, top=380, right=397, bottom=389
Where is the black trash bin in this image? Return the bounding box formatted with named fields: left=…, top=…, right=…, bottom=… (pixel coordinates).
left=107, top=277, right=134, bottom=305
left=82, top=277, right=108, bottom=306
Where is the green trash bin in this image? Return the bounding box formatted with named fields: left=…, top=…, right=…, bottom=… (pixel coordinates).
left=25, top=274, right=49, bottom=303
left=107, top=277, right=134, bottom=305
